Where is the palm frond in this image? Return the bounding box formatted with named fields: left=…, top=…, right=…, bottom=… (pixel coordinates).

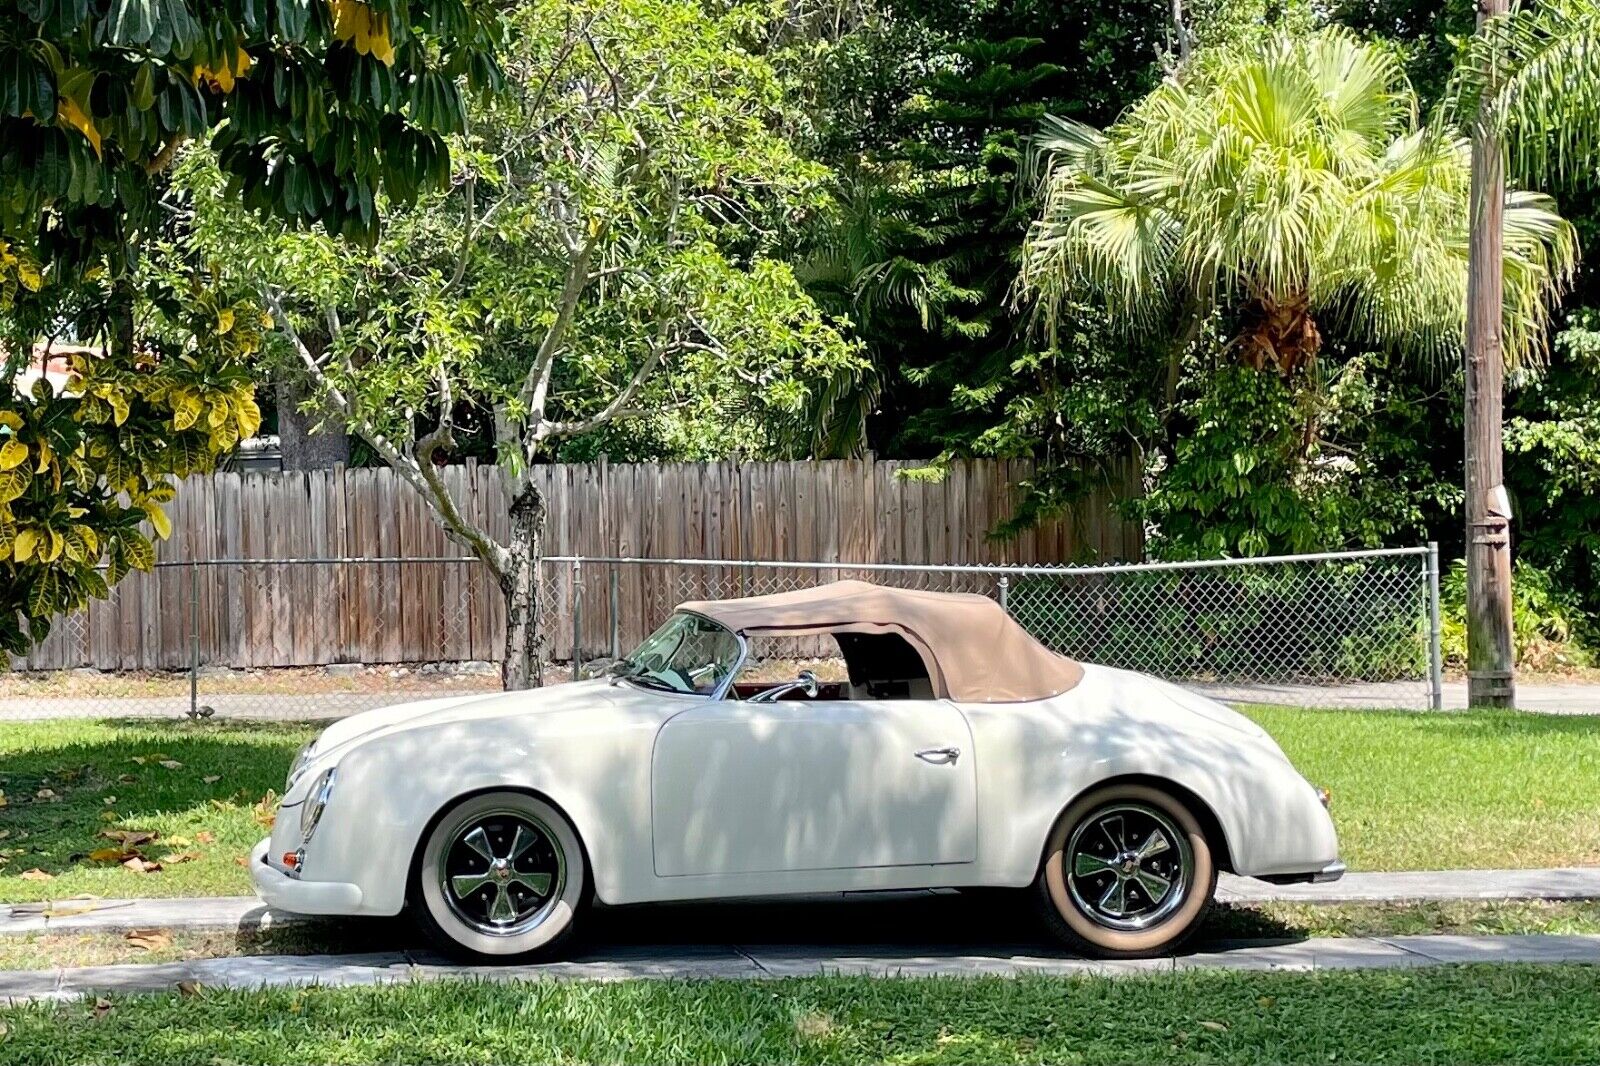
left=1452, top=0, right=1600, bottom=187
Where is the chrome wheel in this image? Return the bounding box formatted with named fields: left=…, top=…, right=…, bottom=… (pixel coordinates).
left=1065, top=802, right=1193, bottom=932
left=437, top=809, right=565, bottom=937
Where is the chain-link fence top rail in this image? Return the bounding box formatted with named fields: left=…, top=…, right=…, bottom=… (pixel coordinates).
left=1, top=548, right=1441, bottom=719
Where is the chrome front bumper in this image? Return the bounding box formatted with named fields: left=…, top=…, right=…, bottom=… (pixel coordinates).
left=249, top=838, right=364, bottom=914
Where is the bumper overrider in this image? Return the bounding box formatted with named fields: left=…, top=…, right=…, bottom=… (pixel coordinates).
left=251, top=753, right=362, bottom=914
left=250, top=837, right=363, bottom=913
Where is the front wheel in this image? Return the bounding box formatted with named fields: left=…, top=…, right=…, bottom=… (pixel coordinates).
left=410, top=791, right=587, bottom=962
left=1034, top=783, right=1215, bottom=958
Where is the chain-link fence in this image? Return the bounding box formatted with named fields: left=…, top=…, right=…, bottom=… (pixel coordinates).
left=551, top=548, right=1444, bottom=710
left=2, top=547, right=1443, bottom=720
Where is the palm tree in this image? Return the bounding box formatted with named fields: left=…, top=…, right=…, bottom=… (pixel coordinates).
left=1454, top=0, right=1600, bottom=189
left=1018, top=28, right=1578, bottom=377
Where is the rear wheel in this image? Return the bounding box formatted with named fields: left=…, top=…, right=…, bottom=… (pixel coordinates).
left=409, top=791, right=586, bottom=962
left=1034, top=783, right=1215, bottom=958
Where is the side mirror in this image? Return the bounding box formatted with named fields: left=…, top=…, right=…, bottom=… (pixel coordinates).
left=748, top=671, right=823, bottom=704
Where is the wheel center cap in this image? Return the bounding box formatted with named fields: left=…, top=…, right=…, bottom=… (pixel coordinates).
left=492, top=859, right=511, bottom=881
left=1117, top=852, right=1139, bottom=876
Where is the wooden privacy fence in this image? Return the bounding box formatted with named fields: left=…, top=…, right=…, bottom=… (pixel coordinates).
left=16, top=458, right=1142, bottom=671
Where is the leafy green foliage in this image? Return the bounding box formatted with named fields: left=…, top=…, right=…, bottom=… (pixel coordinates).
left=1021, top=28, right=1578, bottom=375
left=0, top=289, right=265, bottom=666
left=179, top=0, right=862, bottom=473
left=0, top=0, right=501, bottom=254
left=1504, top=310, right=1600, bottom=643
left=0, top=1, right=500, bottom=665
left=1137, top=363, right=1439, bottom=558
left=1441, top=558, right=1594, bottom=670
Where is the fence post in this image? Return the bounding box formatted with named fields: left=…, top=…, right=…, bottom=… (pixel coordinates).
left=188, top=561, right=200, bottom=718
left=1426, top=541, right=1444, bottom=711
left=609, top=565, right=620, bottom=659
left=997, top=574, right=1009, bottom=613
left=572, top=559, right=584, bottom=682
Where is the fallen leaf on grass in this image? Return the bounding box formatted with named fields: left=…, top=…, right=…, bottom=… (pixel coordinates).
left=157, top=851, right=202, bottom=865
left=125, top=929, right=172, bottom=952
left=233, top=856, right=248, bottom=867
left=117, top=774, right=138, bottom=784
left=103, top=796, right=116, bottom=805
left=34, top=788, right=55, bottom=800
left=252, top=791, right=278, bottom=828
left=121, top=857, right=162, bottom=874
left=88, top=847, right=137, bottom=864
left=98, top=829, right=158, bottom=847
left=93, top=997, right=112, bottom=1017
left=202, top=775, right=221, bottom=785
left=0, top=791, right=7, bottom=808
left=176, top=980, right=203, bottom=997
left=18, top=869, right=52, bottom=882
left=1199, top=1021, right=1229, bottom=1032
left=195, top=831, right=215, bottom=845
left=158, top=760, right=183, bottom=770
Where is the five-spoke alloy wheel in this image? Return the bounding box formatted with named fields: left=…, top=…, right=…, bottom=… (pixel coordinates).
left=412, top=791, right=586, bottom=961
left=1035, top=783, right=1215, bottom=957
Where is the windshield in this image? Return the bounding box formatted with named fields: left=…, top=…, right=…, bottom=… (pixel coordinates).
left=619, top=612, right=741, bottom=695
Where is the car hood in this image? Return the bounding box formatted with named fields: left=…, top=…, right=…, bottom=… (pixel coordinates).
left=291, top=680, right=628, bottom=794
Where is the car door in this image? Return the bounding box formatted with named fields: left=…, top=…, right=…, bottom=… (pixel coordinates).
left=651, top=697, right=978, bottom=877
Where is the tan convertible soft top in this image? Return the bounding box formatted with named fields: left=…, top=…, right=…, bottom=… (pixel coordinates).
left=677, top=579, right=1084, bottom=703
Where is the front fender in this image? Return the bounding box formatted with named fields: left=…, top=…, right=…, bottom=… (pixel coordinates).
left=295, top=712, right=654, bottom=915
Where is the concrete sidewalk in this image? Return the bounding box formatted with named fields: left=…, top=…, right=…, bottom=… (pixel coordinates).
left=6, top=867, right=1599, bottom=938
left=1191, top=680, right=1599, bottom=714
left=3, top=934, right=1600, bottom=1003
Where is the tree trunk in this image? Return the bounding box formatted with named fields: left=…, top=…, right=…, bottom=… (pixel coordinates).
left=275, top=371, right=350, bottom=470
left=1464, top=0, right=1516, bottom=709
left=499, top=484, right=546, bottom=690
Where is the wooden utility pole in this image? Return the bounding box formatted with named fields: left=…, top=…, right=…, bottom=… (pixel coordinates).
left=1464, top=0, right=1516, bottom=708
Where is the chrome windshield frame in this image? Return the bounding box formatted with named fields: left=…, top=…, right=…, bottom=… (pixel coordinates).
left=618, top=610, right=746, bottom=700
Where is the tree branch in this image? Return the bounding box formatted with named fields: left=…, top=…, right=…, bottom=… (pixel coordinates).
left=264, top=288, right=510, bottom=578
left=145, top=132, right=188, bottom=175
left=536, top=316, right=680, bottom=441
left=516, top=219, right=608, bottom=431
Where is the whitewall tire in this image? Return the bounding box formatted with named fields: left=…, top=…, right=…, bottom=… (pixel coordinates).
left=410, top=791, right=586, bottom=961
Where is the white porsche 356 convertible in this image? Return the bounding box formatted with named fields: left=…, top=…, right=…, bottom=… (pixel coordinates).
left=253, top=580, right=1341, bottom=960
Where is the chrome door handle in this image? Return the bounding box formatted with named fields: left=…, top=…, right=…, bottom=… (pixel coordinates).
left=914, top=747, right=960, bottom=764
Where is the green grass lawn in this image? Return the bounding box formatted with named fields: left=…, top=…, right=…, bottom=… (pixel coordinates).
left=0, top=707, right=1596, bottom=903
left=3, top=967, right=1600, bottom=1065
left=0, top=719, right=314, bottom=901
left=1244, top=705, right=1600, bottom=870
